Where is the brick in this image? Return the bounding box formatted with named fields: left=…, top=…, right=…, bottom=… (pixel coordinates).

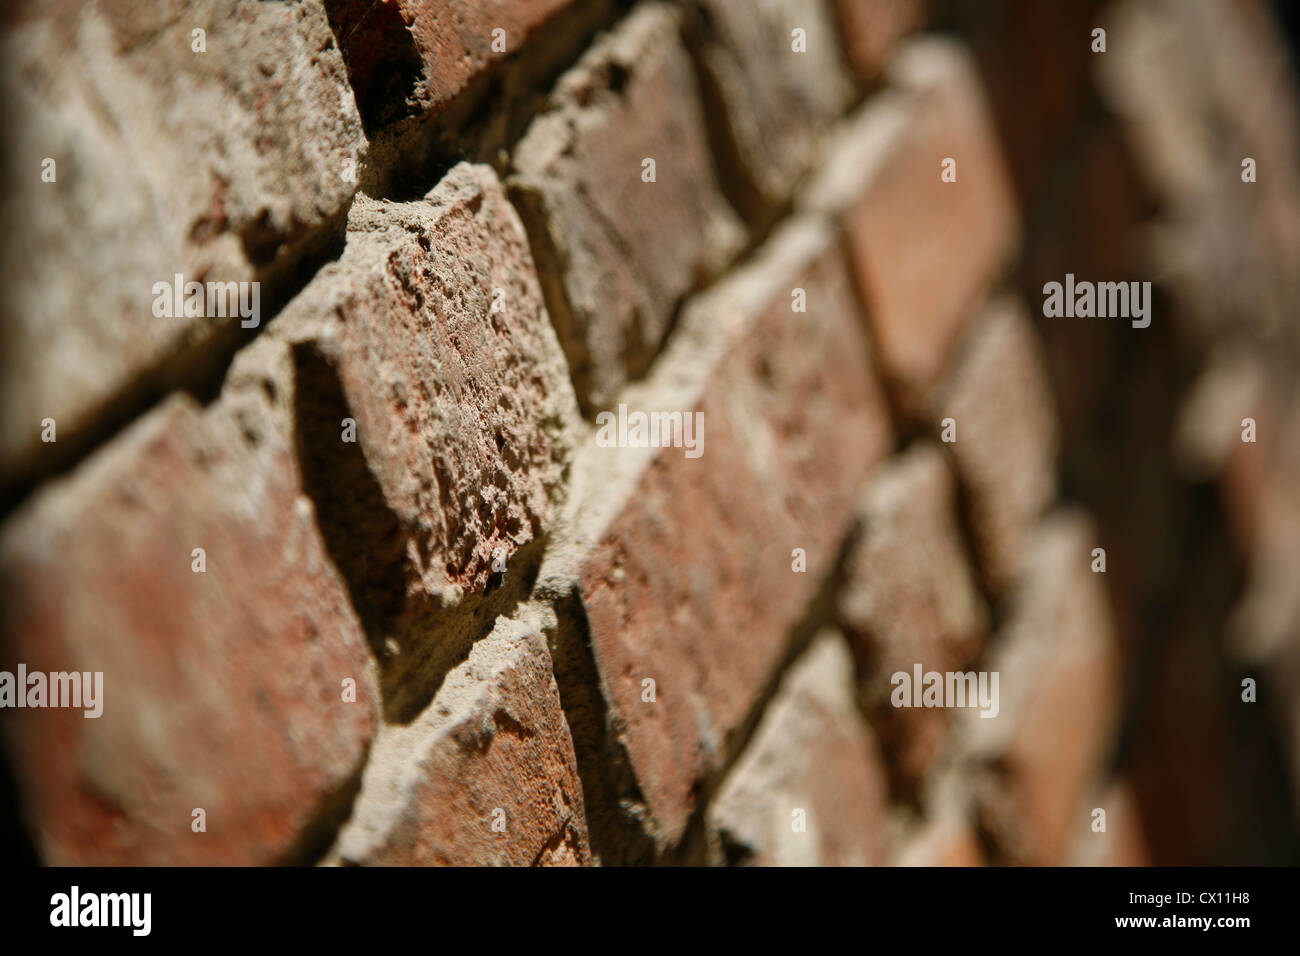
left=0, top=0, right=365, bottom=488
left=1069, top=780, right=1150, bottom=867
left=836, top=441, right=988, bottom=795
left=833, top=0, right=927, bottom=81
left=0, top=390, right=379, bottom=865
left=1096, top=0, right=1300, bottom=345
left=330, top=617, right=590, bottom=866
left=961, top=510, right=1119, bottom=866
left=706, top=630, right=889, bottom=866
left=803, top=38, right=1018, bottom=417
left=509, top=3, right=746, bottom=415
left=541, top=217, right=892, bottom=848
left=226, top=162, right=581, bottom=721
left=325, top=0, right=581, bottom=129
left=895, top=813, right=984, bottom=866
left=693, top=0, right=855, bottom=217
left=930, top=295, right=1059, bottom=594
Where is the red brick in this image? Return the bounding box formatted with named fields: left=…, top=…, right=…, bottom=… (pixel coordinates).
left=803, top=38, right=1018, bottom=417
left=930, top=295, right=1059, bottom=595
left=961, top=510, right=1120, bottom=865
left=0, top=0, right=364, bottom=488
left=227, top=162, right=580, bottom=721
left=706, top=630, right=889, bottom=866
left=543, top=217, right=893, bottom=847
left=834, top=0, right=927, bottom=81
left=0, top=392, right=379, bottom=865
left=837, top=441, right=988, bottom=795
left=329, top=618, right=590, bottom=866
left=327, top=0, right=582, bottom=127
left=694, top=0, right=855, bottom=216
left=895, top=813, right=984, bottom=866
left=509, top=3, right=746, bottom=414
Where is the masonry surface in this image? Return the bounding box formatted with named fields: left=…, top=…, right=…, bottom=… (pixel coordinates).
left=2, top=0, right=1298, bottom=866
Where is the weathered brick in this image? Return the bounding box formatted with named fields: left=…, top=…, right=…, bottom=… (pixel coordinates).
left=692, top=0, right=855, bottom=218
left=0, top=0, right=365, bottom=488
left=960, top=510, right=1119, bottom=866
left=330, top=617, right=590, bottom=866
left=930, top=295, right=1060, bottom=595
left=541, top=217, right=892, bottom=847
left=706, top=630, right=889, bottom=866
left=833, top=0, right=927, bottom=81
left=837, top=441, right=988, bottom=795
left=895, top=813, right=984, bottom=866
left=509, top=3, right=746, bottom=415
left=226, top=162, right=581, bottom=721
left=0, top=390, right=379, bottom=865
left=803, top=38, right=1018, bottom=417
left=325, top=0, right=582, bottom=129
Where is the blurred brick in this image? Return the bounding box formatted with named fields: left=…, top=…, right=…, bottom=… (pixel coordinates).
left=895, top=813, right=984, bottom=866
left=544, top=217, right=892, bottom=847
left=837, top=441, right=988, bottom=795
left=963, top=510, right=1119, bottom=866
left=930, top=295, right=1059, bottom=595
left=1069, top=780, right=1151, bottom=866
left=0, top=0, right=364, bottom=489
left=331, top=618, right=590, bottom=866
left=510, top=3, right=746, bottom=415
left=693, top=0, right=855, bottom=217
left=707, top=630, right=889, bottom=866
left=0, top=392, right=379, bottom=865
left=226, top=162, right=580, bottom=721
left=803, top=38, right=1018, bottom=417
left=1097, top=0, right=1300, bottom=345
left=834, top=0, right=927, bottom=81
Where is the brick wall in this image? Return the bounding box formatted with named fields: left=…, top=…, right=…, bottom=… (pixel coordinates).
left=1, top=0, right=1296, bottom=866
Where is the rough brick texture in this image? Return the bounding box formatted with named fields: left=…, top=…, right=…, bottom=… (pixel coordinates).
left=327, top=0, right=580, bottom=128
left=0, top=0, right=364, bottom=489
left=693, top=0, right=855, bottom=218
left=510, top=3, right=746, bottom=415
left=226, top=162, right=579, bottom=722
left=7, top=0, right=1282, bottom=869
left=331, top=618, right=589, bottom=866
left=0, top=391, right=379, bottom=865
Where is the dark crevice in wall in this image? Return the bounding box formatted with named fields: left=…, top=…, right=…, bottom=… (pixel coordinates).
left=337, top=1, right=629, bottom=202
left=0, top=744, right=38, bottom=865
left=323, top=0, right=425, bottom=132
left=277, top=745, right=370, bottom=867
